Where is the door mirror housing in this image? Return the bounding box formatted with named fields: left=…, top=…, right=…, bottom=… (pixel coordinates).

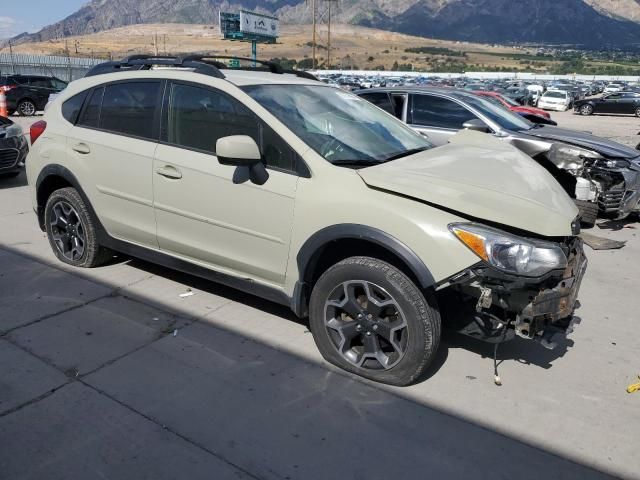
left=462, top=118, right=490, bottom=133
left=216, top=135, right=269, bottom=186
left=216, top=135, right=262, bottom=166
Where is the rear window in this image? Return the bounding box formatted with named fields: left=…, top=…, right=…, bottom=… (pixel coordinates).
left=544, top=91, right=566, bottom=99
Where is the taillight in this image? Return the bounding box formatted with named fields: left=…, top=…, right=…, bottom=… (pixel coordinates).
left=30, top=120, right=47, bottom=144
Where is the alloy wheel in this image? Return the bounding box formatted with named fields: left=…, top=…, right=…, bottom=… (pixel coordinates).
left=49, top=201, right=86, bottom=261
left=580, top=105, right=592, bottom=116
left=19, top=101, right=36, bottom=116
left=323, top=280, right=409, bottom=370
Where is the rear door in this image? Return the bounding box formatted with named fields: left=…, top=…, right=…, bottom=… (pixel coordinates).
left=408, top=94, right=477, bottom=146
left=67, top=80, right=162, bottom=248
left=620, top=93, right=640, bottom=114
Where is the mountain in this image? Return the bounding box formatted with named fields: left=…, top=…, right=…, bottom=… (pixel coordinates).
left=9, top=0, right=640, bottom=47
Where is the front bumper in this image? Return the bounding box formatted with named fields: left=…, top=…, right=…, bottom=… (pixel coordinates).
left=439, top=238, right=587, bottom=349
left=539, top=103, right=568, bottom=112
left=0, top=135, right=28, bottom=174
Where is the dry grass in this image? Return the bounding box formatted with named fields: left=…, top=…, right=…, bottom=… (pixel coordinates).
left=5, top=23, right=543, bottom=71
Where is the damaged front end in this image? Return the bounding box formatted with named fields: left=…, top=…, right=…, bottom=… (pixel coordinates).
left=545, top=143, right=640, bottom=220
left=438, top=225, right=587, bottom=350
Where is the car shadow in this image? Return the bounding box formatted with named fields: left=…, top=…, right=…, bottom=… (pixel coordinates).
left=596, top=216, right=639, bottom=231
left=0, top=170, right=27, bottom=189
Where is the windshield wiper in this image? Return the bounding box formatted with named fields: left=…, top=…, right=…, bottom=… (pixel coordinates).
left=382, top=146, right=431, bottom=162
left=331, top=159, right=384, bottom=168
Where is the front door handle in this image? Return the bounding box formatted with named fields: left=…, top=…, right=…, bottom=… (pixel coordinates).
left=72, top=143, right=91, bottom=154
left=156, top=165, right=182, bottom=179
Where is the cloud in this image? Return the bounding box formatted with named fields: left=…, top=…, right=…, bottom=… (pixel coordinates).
left=0, top=16, right=19, bottom=40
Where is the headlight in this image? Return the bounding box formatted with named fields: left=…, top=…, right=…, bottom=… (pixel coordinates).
left=548, top=143, right=601, bottom=170
left=449, top=223, right=568, bottom=277
left=4, top=124, right=23, bottom=139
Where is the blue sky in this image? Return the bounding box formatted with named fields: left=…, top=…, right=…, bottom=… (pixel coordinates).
left=1, top=0, right=88, bottom=39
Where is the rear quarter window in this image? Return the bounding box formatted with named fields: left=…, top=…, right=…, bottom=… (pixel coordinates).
left=61, top=91, right=89, bottom=124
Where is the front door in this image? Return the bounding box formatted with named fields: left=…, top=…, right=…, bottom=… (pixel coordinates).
left=152, top=82, right=300, bottom=286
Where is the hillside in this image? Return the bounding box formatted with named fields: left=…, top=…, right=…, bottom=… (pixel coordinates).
left=7, top=0, right=640, bottom=47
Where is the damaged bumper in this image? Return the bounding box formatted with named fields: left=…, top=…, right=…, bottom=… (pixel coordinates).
left=439, top=238, right=587, bottom=350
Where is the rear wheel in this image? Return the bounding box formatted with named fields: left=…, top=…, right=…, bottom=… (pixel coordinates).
left=575, top=199, right=599, bottom=228
left=309, top=256, right=441, bottom=386
left=580, top=104, right=594, bottom=116
left=17, top=100, right=36, bottom=116
left=636, top=107, right=640, bottom=118
left=44, top=187, right=112, bottom=267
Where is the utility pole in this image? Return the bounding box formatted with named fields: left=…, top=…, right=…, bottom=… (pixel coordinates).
left=327, top=1, right=332, bottom=69
left=8, top=40, right=15, bottom=74
left=312, top=0, right=316, bottom=70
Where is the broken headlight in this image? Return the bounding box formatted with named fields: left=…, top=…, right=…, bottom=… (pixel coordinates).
left=548, top=143, right=601, bottom=170
left=449, top=223, right=567, bottom=277
left=594, top=158, right=631, bottom=169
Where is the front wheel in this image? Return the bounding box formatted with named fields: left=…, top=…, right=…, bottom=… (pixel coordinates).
left=636, top=107, right=640, bottom=118
left=309, top=256, right=441, bottom=386
left=580, top=104, right=593, bottom=116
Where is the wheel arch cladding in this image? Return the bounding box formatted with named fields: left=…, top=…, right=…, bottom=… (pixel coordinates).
left=293, top=224, right=436, bottom=316
left=36, top=165, right=103, bottom=234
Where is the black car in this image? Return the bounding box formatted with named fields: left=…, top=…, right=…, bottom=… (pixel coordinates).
left=0, top=74, right=68, bottom=116
left=0, top=116, right=28, bottom=177
left=574, top=92, right=640, bottom=117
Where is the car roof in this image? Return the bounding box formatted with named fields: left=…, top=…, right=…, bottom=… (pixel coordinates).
left=355, top=86, right=484, bottom=101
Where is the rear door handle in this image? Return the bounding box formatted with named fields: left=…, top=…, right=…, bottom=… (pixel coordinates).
left=156, top=165, right=182, bottom=180
left=72, top=143, right=91, bottom=154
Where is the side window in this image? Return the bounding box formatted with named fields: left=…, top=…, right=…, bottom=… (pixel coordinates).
left=410, top=95, right=476, bottom=129
left=359, top=93, right=394, bottom=115
left=30, top=78, right=50, bottom=88
left=78, top=87, right=104, bottom=128
left=167, top=83, right=299, bottom=172
left=100, top=82, right=161, bottom=140
left=61, top=90, right=89, bottom=124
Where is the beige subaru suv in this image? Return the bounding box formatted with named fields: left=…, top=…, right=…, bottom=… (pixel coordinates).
left=27, top=56, right=586, bottom=386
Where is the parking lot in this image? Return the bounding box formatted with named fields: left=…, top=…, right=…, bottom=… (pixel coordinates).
left=1, top=111, right=639, bottom=479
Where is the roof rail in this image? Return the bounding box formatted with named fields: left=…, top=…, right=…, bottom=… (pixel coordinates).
left=85, top=55, right=226, bottom=79
left=84, top=54, right=319, bottom=82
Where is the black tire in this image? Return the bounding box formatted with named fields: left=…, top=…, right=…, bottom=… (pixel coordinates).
left=575, top=199, right=598, bottom=228
left=309, top=256, right=441, bottom=386
left=580, top=104, right=593, bottom=116
left=17, top=100, right=36, bottom=117
left=44, top=187, right=112, bottom=267
left=636, top=107, right=640, bottom=118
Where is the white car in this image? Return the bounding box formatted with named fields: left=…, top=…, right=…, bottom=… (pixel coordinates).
left=604, top=83, right=624, bottom=94
left=537, top=90, right=571, bottom=112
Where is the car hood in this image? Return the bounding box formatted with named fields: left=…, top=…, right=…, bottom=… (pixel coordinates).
left=357, top=130, right=578, bottom=237
left=525, top=125, right=640, bottom=159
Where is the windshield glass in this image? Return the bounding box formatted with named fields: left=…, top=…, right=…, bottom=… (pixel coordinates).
left=498, top=95, right=519, bottom=107
left=461, top=94, right=533, bottom=132
left=544, top=91, right=566, bottom=99
left=243, top=85, right=431, bottom=166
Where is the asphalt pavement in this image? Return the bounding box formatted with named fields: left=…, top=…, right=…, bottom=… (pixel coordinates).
left=1, top=112, right=639, bottom=479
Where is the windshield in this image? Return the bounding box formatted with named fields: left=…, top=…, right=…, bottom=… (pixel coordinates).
left=243, top=85, right=431, bottom=166
left=462, top=94, right=533, bottom=132
left=544, top=91, right=566, bottom=99
left=498, top=95, right=519, bottom=107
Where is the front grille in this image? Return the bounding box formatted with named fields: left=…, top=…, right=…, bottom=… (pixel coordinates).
left=0, top=149, right=19, bottom=169
left=599, top=188, right=625, bottom=212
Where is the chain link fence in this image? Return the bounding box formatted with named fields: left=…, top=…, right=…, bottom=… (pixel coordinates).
left=0, top=53, right=103, bottom=82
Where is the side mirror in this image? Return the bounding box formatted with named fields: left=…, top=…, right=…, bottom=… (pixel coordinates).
left=462, top=118, right=490, bottom=133
left=216, top=135, right=269, bottom=185
left=216, top=135, right=261, bottom=166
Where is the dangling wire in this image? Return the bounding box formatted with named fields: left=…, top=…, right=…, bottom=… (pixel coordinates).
left=493, top=319, right=510, bottom=386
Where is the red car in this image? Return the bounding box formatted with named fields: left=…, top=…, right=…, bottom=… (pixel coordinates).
left=474, top=91, right=551, bottom=119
